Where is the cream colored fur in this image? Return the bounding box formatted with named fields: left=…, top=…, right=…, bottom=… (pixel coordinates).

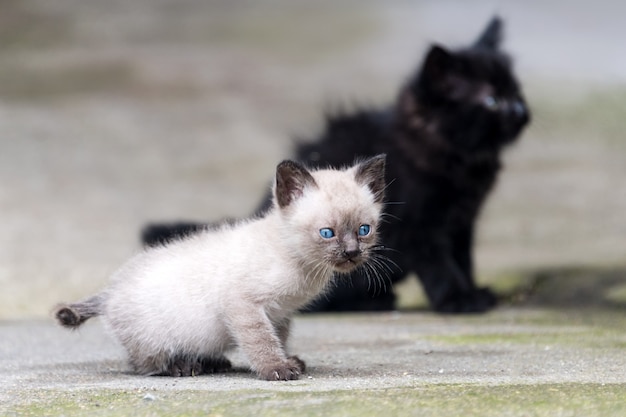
left=55, top=156, right=386, bottom=380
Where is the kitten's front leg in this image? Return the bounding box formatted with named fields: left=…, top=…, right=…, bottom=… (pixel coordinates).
left=274, top=318, right=306, bottom=373
left=412, top=241, right=495, bottom=313
left=228, top=304, right=302, bottom=381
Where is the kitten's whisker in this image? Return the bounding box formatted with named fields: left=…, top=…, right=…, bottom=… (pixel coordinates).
left=358, top=259, right=378, bottom=296
left=378, top=177, right=397, bottom=198
left=374, top=257, right=402, bottom=285
left=373, top=253, right=402, bottom=274
left=367, top=258, right=390, bottom=295
left=371, top=244, right=400, bottom=253
left=370, top=254, right=397, bottom=292
left=361, top=263, right=374, bottom=293
left=380, top=212, right=402, bottom=223
left=303, top=259, right=332, bottom=291
left=364, top=263, right=380, bottom=295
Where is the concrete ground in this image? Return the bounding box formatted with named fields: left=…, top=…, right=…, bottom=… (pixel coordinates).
left=1, top=0, right=625, bottom=415
left=2, top=305, right=626, bottom=416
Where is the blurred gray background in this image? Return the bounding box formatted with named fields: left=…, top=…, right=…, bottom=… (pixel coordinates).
left=1, top=0, right=625, bottom=318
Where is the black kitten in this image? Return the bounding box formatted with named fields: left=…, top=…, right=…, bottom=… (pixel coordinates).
left=141, top=17, right=530, bottom=313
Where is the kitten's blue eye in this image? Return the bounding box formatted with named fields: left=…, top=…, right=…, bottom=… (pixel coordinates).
left=358, top=224, right=371, bottom=236
left=483, top=95, right=498, bottom=110
left=319, top=228, right=335, bottom=239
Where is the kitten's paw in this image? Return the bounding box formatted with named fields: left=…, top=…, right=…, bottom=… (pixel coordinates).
left=287, top=355, right=306, bottom=373
left=258, top=362, right=302, bottom=381
left=168, top=358, right=202, bottom=377
left=473, top=287, right=498, bottom=311
left=201, top=356, right=232, bottom=373
left=435, top=287, right=498, bottom=314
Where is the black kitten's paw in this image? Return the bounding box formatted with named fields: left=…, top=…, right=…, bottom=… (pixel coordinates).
left=474, top=287, right=498, bottom=311
left=258, top=361, right=302, bottom=381
left=201, top=356, right=232, bottom=374
left=434, top=287, right=498, bottom=314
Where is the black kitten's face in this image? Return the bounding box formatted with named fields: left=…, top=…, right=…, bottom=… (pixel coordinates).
left=451, top=50, right=529, bottom=146
left=407, top=44, right=530, bottom=151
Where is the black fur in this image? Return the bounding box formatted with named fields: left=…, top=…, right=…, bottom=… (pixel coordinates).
left=141, top=17, right=530, bottom=313
left=140, top=222, right=206, bottom=247
left=156, top=355, right=232, bottom=377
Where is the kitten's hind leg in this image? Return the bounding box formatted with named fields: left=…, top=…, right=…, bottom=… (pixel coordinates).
left=167, top=356, right=202, bottom=377
left=153, top=355, right=232, bottom=377
left=200, top=356, right=232, bottom=374
left=129, top=350, right=228, bottom=377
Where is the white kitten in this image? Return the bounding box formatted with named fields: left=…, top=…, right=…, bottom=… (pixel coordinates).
left=55, top=155, right=387, bottom=380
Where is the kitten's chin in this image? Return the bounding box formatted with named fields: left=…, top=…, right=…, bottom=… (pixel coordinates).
left=332, top=259, right=362, bottom=274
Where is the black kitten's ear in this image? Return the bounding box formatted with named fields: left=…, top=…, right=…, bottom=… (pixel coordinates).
left=274, top=160, right=317, bottom=209
left=354, top=154, right=386, bottom=204
left=421, top=45, right=456, bottom=82
left=474, top=16, right=503, bottom=50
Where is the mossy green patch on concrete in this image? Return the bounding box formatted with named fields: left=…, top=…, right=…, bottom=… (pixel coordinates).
left=452, top=305, right=626, bottom=335
left=529, top=84, right=626, bottom=147
left=427, top=329, right=626, bottom=349
left=7, top=384, right=626, bottom=417
left=605, top=283, right=626, bottom=304
left=480, top=270, right=530, bottom=301
left=475, top=266, right=626, bottom=312
left=395, top=266, right=626, bottom=313
left=424, top=303, right=626, bottom=350
left=515, top=266, right=626, bottom=310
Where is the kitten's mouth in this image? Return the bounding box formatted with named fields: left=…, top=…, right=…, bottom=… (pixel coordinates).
left=333, top=259, right=361, bottom=273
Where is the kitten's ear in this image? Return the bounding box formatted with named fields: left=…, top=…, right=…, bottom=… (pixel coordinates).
left=354, top=154, right=386, bottom=204
left=421, top=45, right=457, bottom=83
left=474, top=16, right=503, bottom=50
left=398, top=46, right=459, bottom=117
left=274, top=160, right=317, bottom=209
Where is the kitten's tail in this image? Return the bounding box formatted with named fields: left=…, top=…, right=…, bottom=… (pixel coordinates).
left=54, top=293, right=106, bottom=329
